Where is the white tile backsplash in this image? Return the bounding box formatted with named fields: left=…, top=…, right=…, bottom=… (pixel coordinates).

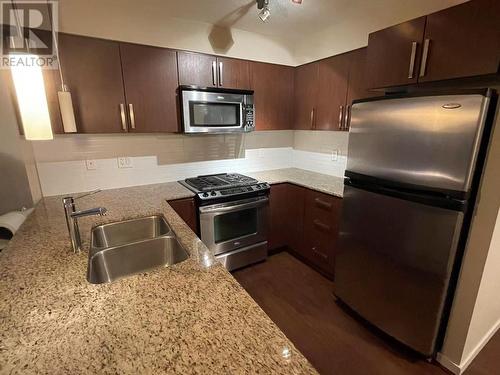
left=37, top=147, right=347, bottom=196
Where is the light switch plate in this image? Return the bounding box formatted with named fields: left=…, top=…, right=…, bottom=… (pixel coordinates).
left=118, top=157, right=133, bottom=168
left=331, top=150, right=339, bottom=162
left=85, top=159, right=97, bottom=170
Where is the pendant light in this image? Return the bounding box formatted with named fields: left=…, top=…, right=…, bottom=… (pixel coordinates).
left=48, top=0, right=77, bottom=133
left=9, top=0, right=53, bottom=140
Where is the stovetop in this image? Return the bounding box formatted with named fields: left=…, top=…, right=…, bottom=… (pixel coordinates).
left=180, top=173, right=270, bottom=203
left=184, top=173, right=258, bottom=192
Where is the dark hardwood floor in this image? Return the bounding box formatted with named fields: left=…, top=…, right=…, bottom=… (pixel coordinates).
left=233, top=252, right=498, bottom=375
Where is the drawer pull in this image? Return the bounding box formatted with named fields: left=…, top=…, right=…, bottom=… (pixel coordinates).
left=312, top=246, right=328, bottom=260
left=313, top=219, right=331, bottom=233
left=314, top=198, right=332, bottom=210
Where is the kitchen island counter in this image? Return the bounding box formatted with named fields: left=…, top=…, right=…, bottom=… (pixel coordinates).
left=0, top=181, right=316, bottom=374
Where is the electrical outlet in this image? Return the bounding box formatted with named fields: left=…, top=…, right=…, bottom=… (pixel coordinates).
left=85, top=159, right=97, bottom=170
left=117, top=157, right=133, bottom=168
left=331, top=150, right=339, bottom=162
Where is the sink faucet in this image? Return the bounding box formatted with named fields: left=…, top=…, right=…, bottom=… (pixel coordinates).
left=62, top=189, right=107, bottom=253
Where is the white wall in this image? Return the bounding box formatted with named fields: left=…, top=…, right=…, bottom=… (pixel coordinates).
left=0, top=73, right=41, bottom=214
left=462, top=208, right=500, bottom=362
left=292, top=0, right=466, bottom=64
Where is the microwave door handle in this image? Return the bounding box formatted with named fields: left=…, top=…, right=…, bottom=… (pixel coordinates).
left=199, top=197, right=269, bottom=214
left=212, top=61, right=217, bottom=86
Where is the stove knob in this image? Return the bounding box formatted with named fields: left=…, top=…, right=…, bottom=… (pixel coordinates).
left=211, top=191, right=217, bottom=196
left=202, top=192, right=209, bottom=198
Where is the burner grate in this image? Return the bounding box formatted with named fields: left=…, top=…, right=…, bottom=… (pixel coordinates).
left=184, top=173, right=258, bottom=192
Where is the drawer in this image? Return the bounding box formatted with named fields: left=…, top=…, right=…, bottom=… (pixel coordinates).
left=304, top=233, right=335, bottom=273
left=303, top=217, right=336, bottom=261
left=306, top=190, right=342, bottom=222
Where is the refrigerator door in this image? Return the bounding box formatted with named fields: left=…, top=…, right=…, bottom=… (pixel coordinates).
left=348, top=94, right=490, bottom=194
left=334, top=185, right=464, bottom=356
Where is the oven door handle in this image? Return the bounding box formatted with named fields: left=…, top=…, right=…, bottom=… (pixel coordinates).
left=199, top=197, right=269, bottom=214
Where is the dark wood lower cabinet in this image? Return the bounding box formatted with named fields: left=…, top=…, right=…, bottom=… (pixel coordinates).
left=168, top=198, right=198, bottom=234
left=285, top=184, right=306, bottom=254
left=268, top=183, right=341, bottom=278
left=268, top=184, right=289, bottom=250
left=302, top=189, right=342, bottom=275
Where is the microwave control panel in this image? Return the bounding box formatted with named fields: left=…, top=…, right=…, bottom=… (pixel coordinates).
left=244, top=104, right=255, bottom=131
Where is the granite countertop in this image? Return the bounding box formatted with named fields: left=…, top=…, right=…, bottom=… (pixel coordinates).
left=248, top=168, right=344, bottom=198
left=0, top=181, right=317, bottom=374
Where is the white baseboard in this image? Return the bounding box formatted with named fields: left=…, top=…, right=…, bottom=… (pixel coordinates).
left=436, top=353, right=461, bottom=375
left=460, top=317, right=500, bottom=373
left=437, top=317, right=500, bottom=375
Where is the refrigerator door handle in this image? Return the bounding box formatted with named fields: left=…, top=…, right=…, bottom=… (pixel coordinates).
left=345, top=178, right=467, bottom=212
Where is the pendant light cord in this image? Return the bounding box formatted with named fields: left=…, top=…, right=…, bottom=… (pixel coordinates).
left=10, top=0, right=29, bottom=53
left=46, top=0, right=66, bottom=91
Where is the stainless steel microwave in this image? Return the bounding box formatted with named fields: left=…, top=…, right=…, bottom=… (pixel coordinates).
left=179, top=85, right=255, bottom=134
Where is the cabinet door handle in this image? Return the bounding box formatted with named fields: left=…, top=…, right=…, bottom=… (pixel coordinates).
left=212, top=61, right=217, bottom=86
left=338, top=105, right=344, bottom=130
left=314, top=198, right=332, bottom=210
left=310, top=108, right=315, bottom=129
left=313, top=219, right=331, bottom=233
left=128, top=103, right=136, bottom=129
left=119, top=103, right=127, bottom=131
left=408, top=41, right=417, bottom=79
left=419, top=39, right=431, bottom=78
left=218, top=61, right=223, bottom=86
left=312, top=247, right=328, bottom=260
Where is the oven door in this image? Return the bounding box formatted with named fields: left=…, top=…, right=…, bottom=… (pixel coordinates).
left=199, top=196, right=269, bottom=255
left=182, top=89, right=245, bottom=133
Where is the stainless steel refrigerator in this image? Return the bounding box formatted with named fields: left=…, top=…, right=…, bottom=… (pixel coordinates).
left=334, top=89, right=497, bottom=357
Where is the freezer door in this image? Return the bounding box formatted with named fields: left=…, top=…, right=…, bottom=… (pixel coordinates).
left=334, top=185, right=464, bottom=356
left=348, top=94, right=489, bottom=193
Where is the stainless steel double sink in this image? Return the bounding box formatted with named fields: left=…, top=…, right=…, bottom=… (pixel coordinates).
left=87, top=215, right=189, bottom=284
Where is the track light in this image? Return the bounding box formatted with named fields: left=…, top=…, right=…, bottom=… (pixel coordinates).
left=259, top=6, right=271, bottom=22
left=258, top=0, right=270, bottom=22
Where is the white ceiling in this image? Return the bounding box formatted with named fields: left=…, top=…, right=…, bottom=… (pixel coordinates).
left=158, top=0, right=466, bottom=42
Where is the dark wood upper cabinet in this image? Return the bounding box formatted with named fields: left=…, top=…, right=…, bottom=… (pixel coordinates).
left=315, top=55, right=350, bottom=131
left=177, top=51, right=251, bottom=89
left=293, top=62, right=319, bottom=130
left=346, top=48, right=377, bottom=104
left=58, top=33, right=127, bottom=133
left=366, top=17, right=426, bottom=89
left=217, top=57, right=251, bottom=90
left=250, top=61, right=294, bottom=131
left=177, top=51, right=217, bottom=88
left=419, top=0, right=500, bottom=83
left=120, top=43, right=179, bottom=133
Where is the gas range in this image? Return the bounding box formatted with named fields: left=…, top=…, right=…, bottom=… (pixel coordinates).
left=180, top=173, right=270, bottom=204
left=179, top=173, right=270, bottom=272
